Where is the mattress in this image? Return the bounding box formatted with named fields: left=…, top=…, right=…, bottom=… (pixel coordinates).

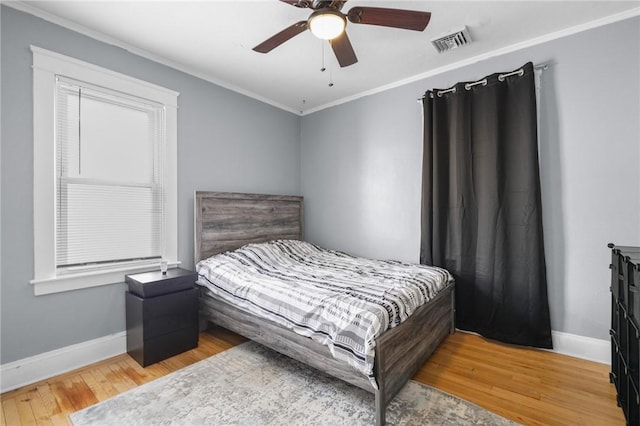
left=196, top=239, right=453, bottom=383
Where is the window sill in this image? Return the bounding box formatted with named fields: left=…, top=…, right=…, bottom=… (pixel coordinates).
left=30, top=261, right=181, bottom=295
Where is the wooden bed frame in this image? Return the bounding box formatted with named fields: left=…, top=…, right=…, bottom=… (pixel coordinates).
left=194, top=191, right=455, bottom=425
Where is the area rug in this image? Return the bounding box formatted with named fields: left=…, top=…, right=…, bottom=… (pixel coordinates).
left=71, top=341, right=517, bottom=425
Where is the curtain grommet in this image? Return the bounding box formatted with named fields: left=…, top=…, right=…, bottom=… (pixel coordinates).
left=437, top=87, right=456, bottom=97
left=464, top=79, right=487, bottom=91
left=498, top=69, right=524, bottom=82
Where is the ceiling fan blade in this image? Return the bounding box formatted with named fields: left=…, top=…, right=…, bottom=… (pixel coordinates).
left=282, top=1, right=347, bottom=10
left=279, top=0, right=312, bottom=8
left=347, top=7, right=431, bottom=31
left=330, top=32, right=357, bottom=67
left=253, top=21, right=308, bottom=53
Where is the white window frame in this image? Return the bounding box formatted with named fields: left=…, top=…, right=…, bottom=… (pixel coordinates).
left=31, top=46, right=179, bottom=295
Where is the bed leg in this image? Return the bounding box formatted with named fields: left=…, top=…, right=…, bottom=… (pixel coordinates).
left=450, top=285, right=456, bottom=334
left=374, top=346, right=386, bottom=426
left=375, top=390, right=385, bottom=426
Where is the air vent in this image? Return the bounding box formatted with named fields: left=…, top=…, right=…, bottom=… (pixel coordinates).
left=431, top=27, right=472, bottom=53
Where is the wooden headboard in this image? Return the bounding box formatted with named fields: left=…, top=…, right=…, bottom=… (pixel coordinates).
left=194, top=191, right=304, bottom=263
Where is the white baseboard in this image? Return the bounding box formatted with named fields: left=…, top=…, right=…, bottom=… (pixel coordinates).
left=457, top=328, right=610, bottom=365
left=1, top=331, right=126, bottom=393
left=0, top=328, right=611, bottom=393
left=550, top=330, right=611, bottom=365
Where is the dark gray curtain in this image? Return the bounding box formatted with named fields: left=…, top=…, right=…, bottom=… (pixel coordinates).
left=420, top=62, right=552, bottom=349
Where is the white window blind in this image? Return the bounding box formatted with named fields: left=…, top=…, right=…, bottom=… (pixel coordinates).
left=55, top=78, right=165, bottom=269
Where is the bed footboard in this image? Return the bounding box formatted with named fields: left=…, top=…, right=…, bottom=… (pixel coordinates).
left=200, top=282, right=454, bottom=426
left=199, top=292, right=374, bottom=393
left=374, top=282, right=454, bottom=425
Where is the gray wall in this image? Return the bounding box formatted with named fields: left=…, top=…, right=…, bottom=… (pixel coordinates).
left=1, top=5, right=638, bottom=366
left=301, top=17, right=640, bottom=341
left=0, top=6, right=300, bottom=363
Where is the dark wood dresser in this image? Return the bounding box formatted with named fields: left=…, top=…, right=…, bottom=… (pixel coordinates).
left=609, top=243, right=640, bottom=424
left=125, top=268, right=199, bottom=367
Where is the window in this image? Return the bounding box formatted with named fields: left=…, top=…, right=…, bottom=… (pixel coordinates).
left=56, top=79, right=165, bottom=269
left=32, top=46, right=179, bottom=295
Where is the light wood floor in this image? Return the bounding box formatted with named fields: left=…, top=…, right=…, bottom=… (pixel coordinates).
left=1, top=328, right=624, bottom=425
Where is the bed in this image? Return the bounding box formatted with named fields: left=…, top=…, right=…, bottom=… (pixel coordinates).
left=194, top=191, right=455, bottom=425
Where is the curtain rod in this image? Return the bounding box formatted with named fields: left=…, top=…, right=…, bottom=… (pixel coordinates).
left=417, top=63, right=548, bottom=102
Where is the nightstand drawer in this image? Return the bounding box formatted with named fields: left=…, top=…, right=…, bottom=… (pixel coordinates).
left=125, top=286, right=199, bottom=367
left=126, top=289, right=198, bottom=340
left=140, top=289, right=198, bottom=339
left=128, top=327, right=199, bottom=367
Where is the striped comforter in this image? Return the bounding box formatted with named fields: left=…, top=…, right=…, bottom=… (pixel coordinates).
left=195, top=239, right=453, bottom=385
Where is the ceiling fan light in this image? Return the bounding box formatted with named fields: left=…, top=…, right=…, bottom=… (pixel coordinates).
left=308, top=10, right=346, bottom=40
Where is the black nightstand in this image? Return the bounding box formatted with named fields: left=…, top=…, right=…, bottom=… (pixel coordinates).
left=125, top=268, right=199, bottom=367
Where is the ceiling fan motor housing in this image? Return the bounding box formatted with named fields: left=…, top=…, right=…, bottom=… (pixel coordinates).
left=293, top=1, right=311, bottom=8
left=313, top=1, right=339, bottom=9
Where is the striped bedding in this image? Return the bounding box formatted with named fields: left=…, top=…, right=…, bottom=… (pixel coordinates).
left=195, top=239, right=453, bottom=386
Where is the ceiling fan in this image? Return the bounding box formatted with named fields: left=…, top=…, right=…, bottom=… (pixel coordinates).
left=253, top=0, right=432, bottom=67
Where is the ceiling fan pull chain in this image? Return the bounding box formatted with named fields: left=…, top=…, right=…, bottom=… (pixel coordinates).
left=317, top=38, right=332, bottom=86
left=328, top=60, right=334, bottom=87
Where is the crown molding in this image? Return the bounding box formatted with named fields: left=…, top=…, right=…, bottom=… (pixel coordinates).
left=3, top=1, right=639, bottom=116
left=302, top=7, right=640, bottom=115
left=2, top=0, right=300, bottom=115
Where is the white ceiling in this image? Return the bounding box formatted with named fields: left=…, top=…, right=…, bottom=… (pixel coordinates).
left=10, top=1, right=640, bottom=114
